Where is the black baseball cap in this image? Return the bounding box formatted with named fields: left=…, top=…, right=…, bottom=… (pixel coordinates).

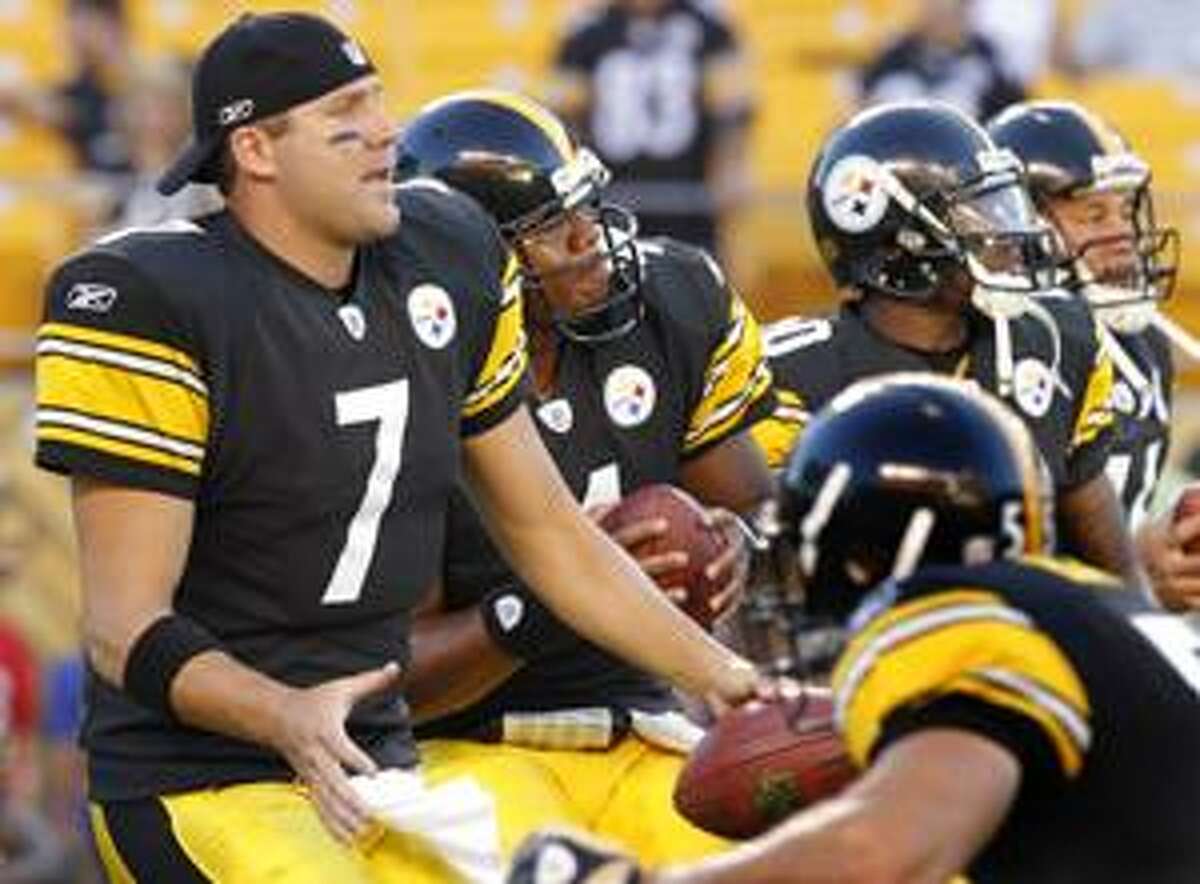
left=157, top=12, right=377, bottom=195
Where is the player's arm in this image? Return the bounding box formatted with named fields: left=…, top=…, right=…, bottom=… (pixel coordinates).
left=1058, top=474, right=1141, bottom=584
left=405, top=576, right=521, bottom=724
left=655, top=729, right=1018, bottom=884
left=1061, top=324, right=1140, bottom=583
left=463, top=406, right=761, bottom=703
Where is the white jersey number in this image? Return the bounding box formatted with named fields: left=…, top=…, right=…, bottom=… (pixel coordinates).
left=1130, top=612, right=1200, bottom=699
left=322, top=379, right=410, bottom=605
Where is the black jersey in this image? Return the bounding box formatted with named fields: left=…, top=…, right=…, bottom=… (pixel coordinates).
left=421, top=238, right=774, bottom=738
left=833, top=557, right=1200, bottom=882
left=34, top=182, right=528, bottom=800
left=1102, top=325, right=1173, bottom=527
left=753, top=301, right=1115, bottom=494
left=551, top=1, right=752, bottom=250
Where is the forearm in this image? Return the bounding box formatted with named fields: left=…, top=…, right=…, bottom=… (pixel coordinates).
left=407, top=608, right=520, bottom=723
left=1059, top=475, right=1140, bottom=583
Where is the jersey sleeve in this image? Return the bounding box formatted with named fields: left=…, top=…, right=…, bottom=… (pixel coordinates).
left=1065, top=317, right=1116, bottom=487
left=832, top=589, right=1093, bottom=784
left=460, top=252, right=530, bottom=436
left=748, top=316, right=831, bottom=468
left=35, top=249, right=209, bottom=498
left=681, top=265, right=775, bottom=457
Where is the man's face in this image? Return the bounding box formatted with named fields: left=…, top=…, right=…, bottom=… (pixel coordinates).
left=515, top=207, right=613, bottom=323
left=1045, top=190, right=1139, bottom=286
left=267, top=76, right=399, bottom=245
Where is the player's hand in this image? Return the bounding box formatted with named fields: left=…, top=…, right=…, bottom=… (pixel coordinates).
left=702, top=654, right=777, bottom=717
left=1136, top=513, right=1200, bottom=611
left=701, top=507, right=751, bottom=621
left=587, top=503, right=689, bottom=597
left=267, top=662, right=402, bottom=843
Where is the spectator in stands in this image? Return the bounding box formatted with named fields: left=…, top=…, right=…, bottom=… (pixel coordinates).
left=111, top=55, right=220, bottom=229
left=1068, top=0, right=1200, bottom=78
left=0, top=0, right=133, bottom=179
left=858, top=0, right=1024, bottom=121
left=546, top=0, right=755, bottom=258
left=969, top=0, right=1062, bottom=87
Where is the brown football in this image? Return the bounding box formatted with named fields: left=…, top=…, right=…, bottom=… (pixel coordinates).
left=1173, top=483, right=1200, bottom=554
left=599, top=483, right=731, bottom=629
left=674, top=687, right=858, bottom=839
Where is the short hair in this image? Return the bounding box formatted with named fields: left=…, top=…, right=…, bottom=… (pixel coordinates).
left=214, top=113, right=293, bottom=197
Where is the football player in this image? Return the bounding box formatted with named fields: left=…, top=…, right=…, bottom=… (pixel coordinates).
left=395, top=90, right=777, bottom=864
left=509, top=374, right=1200, bottom=883
left=751, top=100, right=1138, bottom=583
left=33, top=15, right=765, bottom=882
left=988, top=100, right=1200, bottom=611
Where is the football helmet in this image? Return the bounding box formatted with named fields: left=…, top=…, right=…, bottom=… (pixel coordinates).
left=396, top=89, right=642, bottom=343
left=808, top=101, right=1060, bottom=302
left=773, top=373, right=1053, bottom=623
left=987, top=100, right=1179, bottom=335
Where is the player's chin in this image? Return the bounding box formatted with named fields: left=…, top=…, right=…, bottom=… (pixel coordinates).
left=359, top=202, right=401, bottom=240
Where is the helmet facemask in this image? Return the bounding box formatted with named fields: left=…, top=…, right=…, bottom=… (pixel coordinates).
left=1050, top=156, right=1180, bottom=334
left=506, top=148, right=644, bottom=345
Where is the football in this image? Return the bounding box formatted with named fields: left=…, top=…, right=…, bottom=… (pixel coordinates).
left=599, top=483, right=730, bottom=629
left=674, top=687, right=857, bottom=839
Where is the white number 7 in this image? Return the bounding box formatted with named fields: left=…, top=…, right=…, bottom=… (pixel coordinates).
left=322, top=379, right=410, bottom=605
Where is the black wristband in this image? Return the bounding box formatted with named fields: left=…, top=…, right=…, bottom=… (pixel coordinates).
left=123, top=614, right=222, bottom=719
left=480, top=583, right=579, bottom=661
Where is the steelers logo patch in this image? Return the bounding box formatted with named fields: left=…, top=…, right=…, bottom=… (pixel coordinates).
left=604, top=364, right=656, bottom=428
left=407, top=284, right=456, bottom=350
left=822, top=154, right=890, bottom=234
left=1013, top=357, right=1054, bottom=418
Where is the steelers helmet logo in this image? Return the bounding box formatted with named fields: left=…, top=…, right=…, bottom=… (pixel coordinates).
left=604, top=364, right=656, bottom=428
left=823, top=154, right=890, bottom=234
left=407, top=284, right=457, bottom=350
left=1013, top=357, right=1054, bottom=418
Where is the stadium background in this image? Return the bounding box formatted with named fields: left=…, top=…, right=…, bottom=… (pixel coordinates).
left=0, top=0, right=1199, bottom=712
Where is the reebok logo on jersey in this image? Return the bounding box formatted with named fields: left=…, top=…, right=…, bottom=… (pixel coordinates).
left=407, top=284, right=456, bottom=350
left=493, top=594, right=524, bottom=632
left=65, top=282, right=118, bottom=313
left=536, top=399, right=574, bottom=434
left=341, top=39, right=369, bottom=67
left=337, top=304, right=367, bottom=341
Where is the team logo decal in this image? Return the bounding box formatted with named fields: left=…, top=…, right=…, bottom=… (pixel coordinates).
left=1013, top=357, right=1054, bottom=418
left=1110, top=380, right=1136, bottom=417
left=604, top=364, right=656, bottom=428
left=536, top=398, right=574, bottom=435
left=407, top=284, right=456, bottom=350
left=822, top=155, right=890, bottom=234
left=337, top=304, right=367, bottom=341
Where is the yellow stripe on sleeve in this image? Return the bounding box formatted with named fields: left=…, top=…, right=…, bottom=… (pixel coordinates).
left=38, top=426, right=202, bottom=476
left=750, top=389, right=808, bottom=469
left=1071, top=322, right=1115, bottom=449
left=463, top=281, right=528, bottom=420
left=40, top=322, right=202, bottom=378
left=683, top=295, right=773, bottom=453
left=38, top=353, right=208, bottom=448
left=833, top=590, right=1091, bottom=777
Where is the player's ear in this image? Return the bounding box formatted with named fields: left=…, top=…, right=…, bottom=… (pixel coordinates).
left=227, top=124, right=282, bottom=185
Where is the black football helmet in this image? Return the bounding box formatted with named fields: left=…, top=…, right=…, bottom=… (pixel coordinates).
left=396, top=89, right=642, bottom=343
left=808, top=101, right=1060, bottom=301
left=987, top=100, right=1179, bottom=333
left=773, top=373, right=1053, bottom=624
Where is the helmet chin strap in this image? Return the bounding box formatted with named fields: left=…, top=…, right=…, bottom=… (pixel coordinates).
left=970, top=278, right=1070, bottom=401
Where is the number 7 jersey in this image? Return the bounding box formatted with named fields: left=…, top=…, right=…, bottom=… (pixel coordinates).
left=34, top=184, right=529, bottom=800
